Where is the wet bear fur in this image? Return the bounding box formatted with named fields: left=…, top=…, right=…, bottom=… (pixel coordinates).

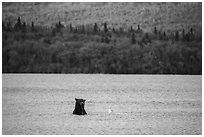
left=73, top=98, right=87, bottom=115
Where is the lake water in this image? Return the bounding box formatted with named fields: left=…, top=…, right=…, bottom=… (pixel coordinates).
left=2, top=74, right=202, bottom=134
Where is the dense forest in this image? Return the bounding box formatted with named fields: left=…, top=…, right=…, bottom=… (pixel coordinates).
left=2, top=16, right=202, bottom=74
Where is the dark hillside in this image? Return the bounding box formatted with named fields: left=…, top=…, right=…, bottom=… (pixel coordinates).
left=2, top=2, right=202, bottom=74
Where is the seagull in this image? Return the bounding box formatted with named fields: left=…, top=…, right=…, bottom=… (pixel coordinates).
left=108, top=106, right=113, bottom=113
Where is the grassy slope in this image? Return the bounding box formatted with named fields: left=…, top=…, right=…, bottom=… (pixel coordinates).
left=2, top=2, right=202, bottom=33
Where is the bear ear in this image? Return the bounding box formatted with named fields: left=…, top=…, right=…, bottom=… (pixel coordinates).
left=83, top=99, right=86, bottom=102
left=75, top=98, right=78, bottom=101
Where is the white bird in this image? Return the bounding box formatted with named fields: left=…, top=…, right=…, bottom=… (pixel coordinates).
left=108, top=106, right=113, bottom=113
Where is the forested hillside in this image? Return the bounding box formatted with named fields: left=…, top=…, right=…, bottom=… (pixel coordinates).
left=2, top=2, right=202, bottom=74
left=2, top=2, right=202, bottom=32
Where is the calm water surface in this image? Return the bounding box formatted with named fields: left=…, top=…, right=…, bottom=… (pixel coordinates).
left=2, top=74, right=202, bottom=134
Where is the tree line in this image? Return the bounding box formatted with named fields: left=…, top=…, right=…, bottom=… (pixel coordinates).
left=2, top=17, right=202, bottom=74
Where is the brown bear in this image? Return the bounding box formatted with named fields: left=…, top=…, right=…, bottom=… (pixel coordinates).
left=73, top=98, right=87, bottom=115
